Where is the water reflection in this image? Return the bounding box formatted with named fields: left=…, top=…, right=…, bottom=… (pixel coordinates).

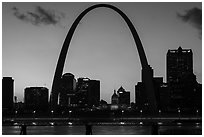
left=2, top=125, right=201, bottom=135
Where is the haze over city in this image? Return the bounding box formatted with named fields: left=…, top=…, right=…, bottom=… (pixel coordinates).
left=2, top=2, right=202, bottom=103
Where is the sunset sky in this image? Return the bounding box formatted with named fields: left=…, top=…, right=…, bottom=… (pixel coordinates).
left=2, top=2, right=202, bottom=103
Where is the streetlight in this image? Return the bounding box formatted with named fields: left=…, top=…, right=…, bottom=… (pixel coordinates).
left=33, top=110, right=36, bottom=118
left=51, top=110, right=54, bottom=118
left=140, top=110, right=143, bottom=118
left=69, top=110, right=72, bottom=118
left=15, top=110, right=18, bottom=118
left=196, top=110, right=199, bottom=118
left=159, top=110, right=161, bottom=118
left=122, top=110, right=124, bottom=119
left=178, top=109, right=181, bottom=119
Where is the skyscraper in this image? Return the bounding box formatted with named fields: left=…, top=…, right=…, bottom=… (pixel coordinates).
left=75, top=78, right=100, bottom=107
left=166, top=47, right=200, bottom=111
left=136, top=67, right=169, bottom=111
left=167, top=46, right=193, bottom=84
left=2, top=77, right=14, bottom=110
left=88, top=80, right=100, bottom=107
left=24, top=87, right=49, bottom=111
left=59, top=73, right=76, bottom=107
left=135, top=82, right=146, bottom=109
left=75, top=78, right=90, bottom=106
left=117, top=86, right=130, bottom=106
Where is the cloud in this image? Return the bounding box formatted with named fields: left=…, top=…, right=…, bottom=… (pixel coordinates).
left=177, top=7, right=202, bottom=38
left=12, top=6, right=65, bottom=26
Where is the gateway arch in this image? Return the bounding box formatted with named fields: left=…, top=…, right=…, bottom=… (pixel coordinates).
left=51, top=4, right=158, bottom=114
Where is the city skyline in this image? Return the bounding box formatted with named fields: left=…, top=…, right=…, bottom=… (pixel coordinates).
left=2, top=2, right=202, bottom=103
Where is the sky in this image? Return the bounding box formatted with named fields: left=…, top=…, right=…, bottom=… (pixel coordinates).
left=2, top=2, right=202, bottom=103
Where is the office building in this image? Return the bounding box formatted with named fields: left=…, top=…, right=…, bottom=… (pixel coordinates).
left=75, top=78, right=90, bottom=106
left=59, top=73, right=76, bottom=107
left=166, top=47, right=201, bottom=111
left=135, top=82, right=147, bottom=109
left=24, top=87, right=48, bottom=111
left=135, top=76, right=169, bottom=111
left=117, top=86, right=130, bottom=106
left=75, top=78, right=100, bottom=107
left=88, top=80, right=100, bottom=106
left=158, top=83, right=170, bottom=111
left=2, top=77, right=14, bottom=110
left=167, top=46, right=193, bottom=84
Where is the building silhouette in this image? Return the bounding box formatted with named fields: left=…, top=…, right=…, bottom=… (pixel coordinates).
left=75, top=78, right=90, bottom=107
left=110, top=87, right=130, bottom=110
left=167, top=47, right=201, bottom=111
left=135, top=82, right=146, bottom=109
left=167, top=47, right=193, bottom=84
left=117, top=86, right=130, bottom=106
left=88, top=80, right=100, bottom=107
left=152, top=77, right=169, bottom=111
left=135, top=47, right=202, bottom=112
left=111, top=90, right=119, bottom=105
left=75, top=78, right=100, bottom=107
left=157, top=83, right=169, bottom=111
left=110, top=90, right=119, bottom=110
left=2, top=77, right=14, bottom=110
left=135, top=68, right=169, bottom=111
left=136, top=47, right=201, bottom=112
left=24, top=87, right=49, bottom=111
left=59, top=73, right=76, bottom=107
left=135, top=68, right=155, bottom=110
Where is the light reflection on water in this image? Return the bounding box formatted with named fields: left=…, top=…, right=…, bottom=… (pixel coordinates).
left=2, top=125, right=201, bottom=135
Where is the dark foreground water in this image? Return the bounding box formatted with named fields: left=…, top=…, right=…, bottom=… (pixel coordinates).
left=2, top=125, right=202, bottom=135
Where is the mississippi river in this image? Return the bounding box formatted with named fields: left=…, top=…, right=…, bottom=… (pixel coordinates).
left=2, top=124, right=201, bottom=135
